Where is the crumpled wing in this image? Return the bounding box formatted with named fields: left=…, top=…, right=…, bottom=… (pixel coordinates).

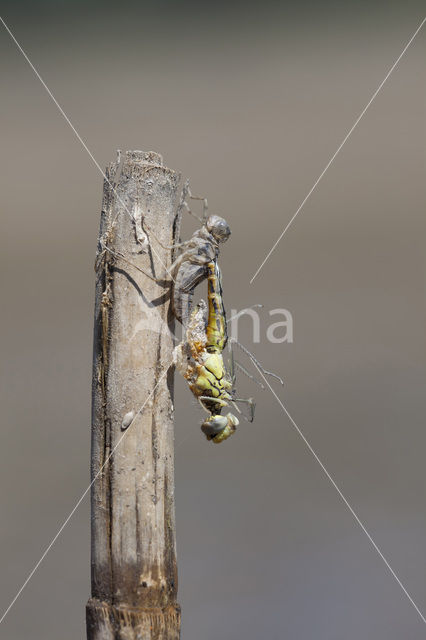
left=172, top=263, right=207, bottom=325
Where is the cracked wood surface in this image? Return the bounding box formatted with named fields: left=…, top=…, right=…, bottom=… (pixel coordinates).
left=87, top=150, right=181, bottom=640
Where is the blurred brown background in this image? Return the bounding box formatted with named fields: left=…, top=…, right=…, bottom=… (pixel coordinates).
left=1, top=1, right=426, bottom=638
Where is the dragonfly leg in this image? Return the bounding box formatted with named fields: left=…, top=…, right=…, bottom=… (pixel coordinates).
left=231, top=396, right=256, bottom=423
left=198, top=395, right=229, bottom=409
left=227, top=338, right=265, bottom=390
left=98, top=242, right=170, bottom=285
left=229, top=338, right=284, bottom=386
left=186, top=188, right=208, bottom=222
left=234, top=360, right=265, bottom=390
left=142, top=225, right=189, bottom=252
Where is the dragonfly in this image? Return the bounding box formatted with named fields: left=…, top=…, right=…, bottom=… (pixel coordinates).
left=140, top=180, right=233, bottom=327
left=97, top=180, right=283, bottom=441
left=175, top=259, right=283, bottom=443
left=98, top=180, right=232, bottom=328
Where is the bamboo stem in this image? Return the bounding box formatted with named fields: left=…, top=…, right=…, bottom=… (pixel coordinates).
left=86, top=151, right=181, bottom=640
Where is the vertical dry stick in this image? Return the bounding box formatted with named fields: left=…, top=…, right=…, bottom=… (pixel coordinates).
left=86, top=151, right=181, bottom=639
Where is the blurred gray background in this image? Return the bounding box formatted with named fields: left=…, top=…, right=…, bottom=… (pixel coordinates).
left=1, top=1, right=426, bottom=638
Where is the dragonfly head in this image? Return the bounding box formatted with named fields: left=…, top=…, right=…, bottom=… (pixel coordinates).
left=201, top=413, right=239, bottom=444
left=206, top=215, right=231, bottom=243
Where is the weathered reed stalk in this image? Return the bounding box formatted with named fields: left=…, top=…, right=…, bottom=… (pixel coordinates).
left=86, top=150, right=181, bottom=639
